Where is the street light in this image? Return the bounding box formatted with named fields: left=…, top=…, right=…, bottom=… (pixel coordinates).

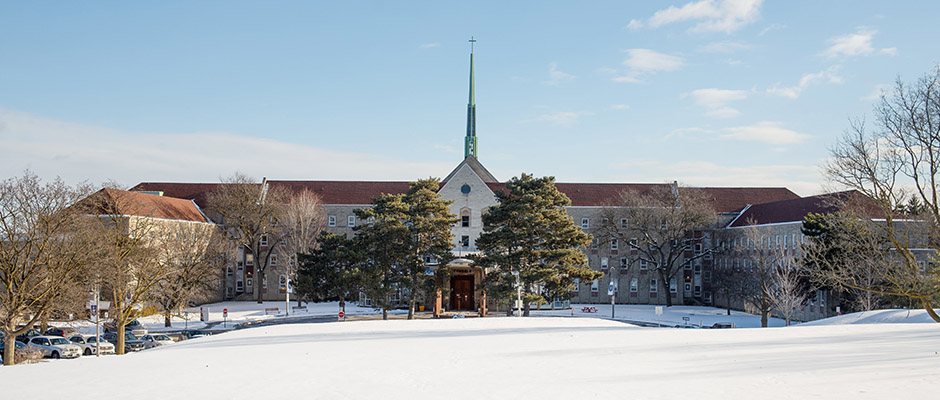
left=511, top=270, right=521, bottom=317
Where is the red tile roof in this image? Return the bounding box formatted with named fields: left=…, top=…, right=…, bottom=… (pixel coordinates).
left=132, top=181, right=798, bottom=214
left=728, top=190, right=882, bottom=227
left=82, top=188, right=210, bottom=223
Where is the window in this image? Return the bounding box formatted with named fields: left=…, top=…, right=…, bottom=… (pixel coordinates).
left=581, top=218, right=590, bottom=229
left=620, top=218, right=629, bottom=228
left=328, top=216, right=336, bottom=227
left=684, top=259, right=692, bottom=270
left=347, top=216, right=356, bottom=227
left=424, top=255, right=438, bottom=264
left=669, top=278, right=677, bottom=293
left=694, top=243, right=703, bottom=254
left=640, top=259, right=648, bottom=270
left=279, top=275, right=287, bottom=290
left=649, top=278, right=658, bottom=293
left=460, top=235, right=470, bottom=247
left=630, top=278, right=638, bottom=292
left=704, top=292, right=712, bottom=304
left=245, top=254, right=254, bottom=266
left=262, top=275, right=267, bottom=289
left=629, top=238, right=638, bottom=248
left=783, top=235, right=788, bottom=250
left=236, top=280, right=244, bottom=291
left=226, top=266, right=233, bottom=276
left=590, top=239, right=598, bottom=250
left=572, top=278, right=580, bottom=293
left=601, top=257, right=609, bottom=270
left=610, top=238, right=618, bottom=251
left=620, top=257, right=628, bottom=269
left=591, top=280, right=599, bottom=292
left=461, top=215, right=470, bottom=227
left=260, top=235, right=267, bottom=246
left=693, top=285, right=701, bottom=297
left=703, top=271, right=711, bottom=283
left=247, top=278, right=253, bottom=287
left=270, top=253, right=277, bottom=266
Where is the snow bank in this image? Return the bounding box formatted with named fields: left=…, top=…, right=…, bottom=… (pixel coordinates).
left=5, top=317, right=937, bottom=399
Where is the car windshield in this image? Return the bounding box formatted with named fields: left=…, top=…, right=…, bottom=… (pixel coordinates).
left=155, top=335, right=171, bottom=340
left=191, top=331, right=206, bottom=335
left=50, top=338, right=69, bottom=345
left=125, top=333, right=138, bottom=340
left=70, top=337, right=84, bottom=343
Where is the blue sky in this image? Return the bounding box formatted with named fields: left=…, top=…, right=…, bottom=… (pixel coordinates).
left=2, top=1, right=939, bottom=196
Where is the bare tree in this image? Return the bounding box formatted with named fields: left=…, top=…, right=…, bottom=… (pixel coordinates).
left=207, top=174, right=290, bottom=304
left=600, top=185, right=717, bottom=307
left=280, top=190, right=325, bottom=306
left=0, top=173, right=92, bottom=366
left=87, top=189, right=167, bottom=355
left=152, top=222, right=228, bottom=327
left=769, top=259, right=809, bottom=326
left=825, top=66, right=940, bottom=322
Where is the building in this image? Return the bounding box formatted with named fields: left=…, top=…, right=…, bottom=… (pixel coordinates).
left=126, top=46, right=872, bottom=321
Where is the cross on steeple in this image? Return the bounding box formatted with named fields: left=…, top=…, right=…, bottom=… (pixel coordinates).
left=469, top=36, right=476, bottom=52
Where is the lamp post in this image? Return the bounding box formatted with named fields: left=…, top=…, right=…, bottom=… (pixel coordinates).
left=511, top=270, right=522, bottom=317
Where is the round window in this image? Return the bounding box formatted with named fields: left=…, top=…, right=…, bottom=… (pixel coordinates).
left=461, top=184, right=471, bottom=194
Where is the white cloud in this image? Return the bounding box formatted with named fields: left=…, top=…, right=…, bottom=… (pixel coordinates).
left=526, top=111, right=594, bottom=125
left=625, top=19, right=644, bottom=30
left=860, top=84, right=892, bottom=101
left=766, top=66, right=843, bottom=99
left=759, top=23, right=786, bottom=35
left=543, top=61, right=575, bottom=85
left=419, top=43, right=441, bottom=49
left=720, top=121, right=812, bottom=145
left=646, top=0, right=763, bottom=33
left=698, top=41, right=752, bottom=54
left=685, top=88, right=749, bottom=118
left=615, top=49, right=684, bottom=83
left=822, top=28, right=896, bottom=58
left=0, top=109, right=454, bottom=186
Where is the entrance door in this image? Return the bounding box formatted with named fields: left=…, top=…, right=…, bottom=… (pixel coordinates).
left=450, top=276, right=475, bottom=310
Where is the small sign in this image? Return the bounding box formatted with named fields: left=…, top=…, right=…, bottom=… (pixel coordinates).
left=607, top=281, right=615, bottom=296
left=682, top=316, right=690, bottom=321
left=338, top=311, right=345, bottom=319
left=90, top=304, right=98, bottom=314
left=655, top=306, right=663, bottom=315
left=223, top=308, right=228, bottom=318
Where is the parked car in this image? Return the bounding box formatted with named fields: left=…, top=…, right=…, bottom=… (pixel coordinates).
left=68, top=334, right=115, bottom=356
left=711, top=322, right=735, bottom=329
left=15, top=328, right=42, bottom=343
left=104, top=319, right=148, bottom=337
left=139, top=334, right=175, bottom=348
left=181, top=330, right=209, bottom=340
left=27, top=335, right=82, bottom=359
left=102, top=332, right=146, bottom=352
left=0, top=340, right=43, bottom=365
left=45, top=326, right=79, bottom=338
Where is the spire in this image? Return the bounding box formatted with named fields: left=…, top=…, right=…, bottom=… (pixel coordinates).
left=465, top=36, right=477, bottom=159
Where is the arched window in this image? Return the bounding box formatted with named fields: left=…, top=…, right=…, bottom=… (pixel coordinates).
left=460, top=207, right=471, bottom=228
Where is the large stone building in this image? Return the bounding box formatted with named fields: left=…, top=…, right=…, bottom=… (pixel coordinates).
left=126, top=49, right=885, bottom=322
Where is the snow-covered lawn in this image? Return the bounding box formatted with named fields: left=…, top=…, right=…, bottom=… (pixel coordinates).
left=5, top=315, right=938, bottom=399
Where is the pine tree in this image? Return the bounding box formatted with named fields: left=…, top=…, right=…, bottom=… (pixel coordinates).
left=295, top=232, right=362, bottom=316
left=400, top=179, right=457, bottom=319
left=476, top=174, right=601, bottom=316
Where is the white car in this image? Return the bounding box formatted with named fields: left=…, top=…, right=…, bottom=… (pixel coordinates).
left=28, top=336, right=82, bottom=359
left=68, top=335, right=115, bottom=356
left=139, top=334, right=175, bottom=348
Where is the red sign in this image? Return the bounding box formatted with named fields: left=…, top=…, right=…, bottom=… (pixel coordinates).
left=223, top=308, right=228, bottom=317
left=338, top=311, right=345, bottom=318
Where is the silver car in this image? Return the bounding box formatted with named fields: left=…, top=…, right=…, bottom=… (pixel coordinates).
left=28, top=336, right=82, bottom=359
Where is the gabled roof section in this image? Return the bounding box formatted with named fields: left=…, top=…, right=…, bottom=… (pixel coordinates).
left=443, top=156, right=498, bottom=184
left=131, top=181, right=414, bottom=207
left=485, top=182, right=798, bottom=213
left=82, top=188, right=210, bottom=223
left=728, top=190, right=881, bottom=227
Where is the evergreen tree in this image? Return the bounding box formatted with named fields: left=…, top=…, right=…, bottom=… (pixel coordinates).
left=400, top=179, right=457, bottom=319
left=476, top=174, right=601, bottom=316
left=294, top=232, right=362, bottom=315
left=354, top=193, right=410, bottom=320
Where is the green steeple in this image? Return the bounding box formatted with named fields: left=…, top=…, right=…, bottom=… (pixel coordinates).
left=465, top=37, right=477, bottom=159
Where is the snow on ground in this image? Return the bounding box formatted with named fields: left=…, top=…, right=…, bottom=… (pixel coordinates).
left=3, top=317, right=938, bottom=399
left=803, top=308, right=938, bottom=325
left=535, top=303, right=787, bottom=328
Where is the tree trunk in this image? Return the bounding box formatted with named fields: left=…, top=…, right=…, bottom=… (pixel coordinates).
left=383, top=308, right=388, bottom=320
left=506, top=299, right=513, bottom=316
left=3, top=334, right=15, bottom=366
left=523, top=300, right=530, bottom=317
left=407, top=291, right=417, bottom=320
left=340, top=297, right=346, bottom=315
left=116, top=323, right=126, bottom=355
left=661, top=271, right=673, bottom=307
left=921, top=298, right=940, bottom=323
left=164, top=311, right=172, bottom=328
left=256, top=268, right=264, bottom=304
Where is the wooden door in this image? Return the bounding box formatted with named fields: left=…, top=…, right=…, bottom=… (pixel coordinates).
left=450, top=276, right=475, bottom=310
